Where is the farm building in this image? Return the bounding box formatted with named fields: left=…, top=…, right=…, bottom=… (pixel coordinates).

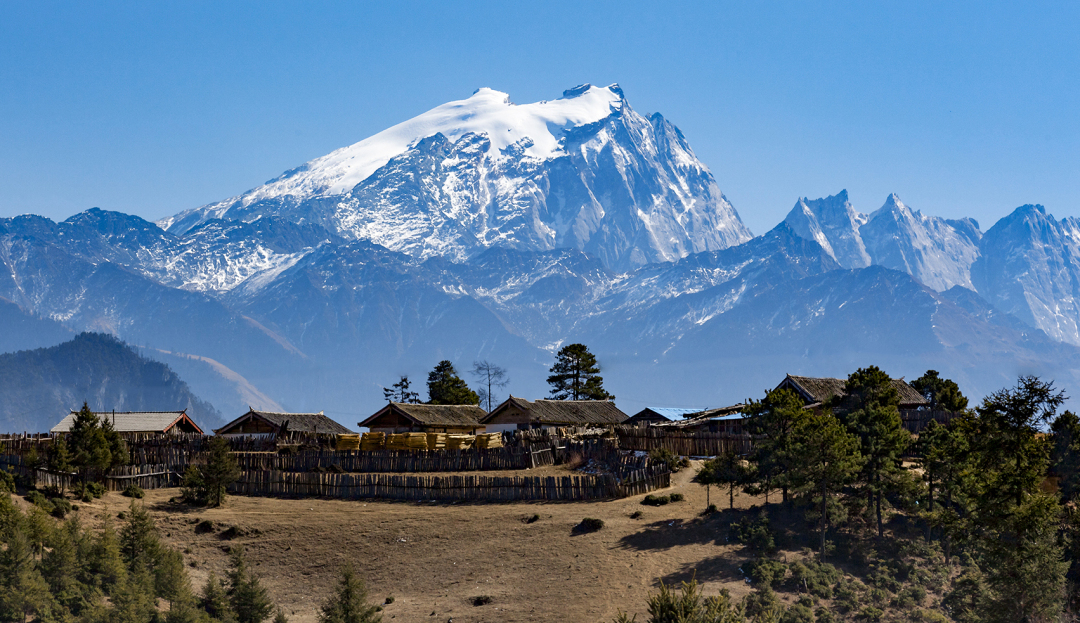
left=774, top=374, right=928, bottom=410
left=481, top=396, right=627, bottom=433
left=657, top=404, right=748, bottom=434
left=50, top=410, right=204, bottom=436
left=626, top=407, right=704, bottom=426
left=359, top=403, right=487, bottom=434
left=214, top=408, right=352, bottom=438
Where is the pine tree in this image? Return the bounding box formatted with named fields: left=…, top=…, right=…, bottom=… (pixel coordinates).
left=42, top=518, right=94, bottom=615
left=910, top=370, right=969, bottom=412
left=836, top=366, right=911, bottom=539
left=201, top=571, right=236, bottom=623
left=274, top=608, right=290, bottom=623
left=69, top=403, right=113, bottom=483
left=91, top=516, right=127, bottom=594
left=546, top=343, right=613, bottom=400
left=1051, top=410, right=1080, bottom=501
left=318, top=565, right=382, bottom=623
left=382, top=376, right=419, bottom=403
left=228, top=547, right=274, bottom=623
left=120, top=500, right=160, bottom=570
left=695, top=451, right=753, bottom=510
left=743, top=388, right=807, bottom=504
left=156, top=548, right=190, bottom=607
left=0, top=528, right=55, bottom=622
left=47, top=436, right=73, bottom=492
left=790, top=412, right=862, bottom=561
left=200, top=436, right=241, bottom=507
left=426, top=361, right=480, bottom=405
left=470, top=360, right=509, bottom=412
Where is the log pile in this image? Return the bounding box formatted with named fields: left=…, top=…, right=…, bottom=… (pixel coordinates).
left=335, top=434, right=360, bottom=451
left=426, top=433, right=447, bottom=450
left=360, top=432, right=385, bottom=451
left=446, top=435, right=474, bottom=450
left=474, top=433, right=503, bottom=449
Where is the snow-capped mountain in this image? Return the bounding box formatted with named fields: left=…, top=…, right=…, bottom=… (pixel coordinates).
left=161, top=84, right=752, bottom=272
left=783, top=191, right=870, bottom=269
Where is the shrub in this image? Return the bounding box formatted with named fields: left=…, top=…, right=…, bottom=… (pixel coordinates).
left=669, top=493, right=684, bottom=502
left=195, top=520, right=215, bottom=534
left=815, top=607, right=841, bottom=623
left=648, top=448, right=690, bottom=473
left=384, top=596, right=395, bottom=605
left=122, top=484, right=144, bottom=498
left=472, top=595, right=493, bottom=606
left=642, top=494, right=670, bottom=506
left=87, top=482, right=106, bottom=498
left=42, top=485, right=62, bottom=498
left=51, top=498, right=72, bottom=519
left=630, top=510, right=643, bottom=519
left=745, top=558, right=786, bottom=588
left=25, top=490, right=53, bottom=512
left=857, top=606, right=884, bottom=622
left=577, top=518, right=605, bottom=533
left=788, top=560, right=840, bottom=599
left=742, top=586, right=782, bottom=619
left=0, top=469, right=15, bottom=493
left=620, top=581, right=743, bottom=623
left=730, top=512, right=775, bottom=553
left=524, top=514, right=540, bottom=524
left=833, top=577, right=865, bottom=614
left=781, top=603, right=814, bottom=623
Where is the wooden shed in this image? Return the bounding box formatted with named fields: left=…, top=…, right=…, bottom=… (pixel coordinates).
left=51, top=410, right=204, bottom=436
left=214, top=408, right=352, bottom=438
left=656, top=404, right=748, bottom=434
left=358, top=403, right=487, bottom=434
left=481, top=396, right=627, bottom=433
left=626, top=407, right=704, bottom=426
left=774, top=374, right=928, bottom=410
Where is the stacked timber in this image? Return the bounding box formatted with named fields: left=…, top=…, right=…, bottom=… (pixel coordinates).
left=336, top=434, right=360, bottom=451
left=404, top=433, right=428, bottom=450
left=385, top=434, right=407, bottom=451
left=360, top=432, right=385, bottom=451
left=446, top=435, right=474, bottom=450
left=475, top=433, right=503, bottom=449
left=426, top=433, right=447, bottom=450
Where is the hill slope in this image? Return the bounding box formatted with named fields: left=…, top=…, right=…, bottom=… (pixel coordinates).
left=0, top=333, right=222, bottom=433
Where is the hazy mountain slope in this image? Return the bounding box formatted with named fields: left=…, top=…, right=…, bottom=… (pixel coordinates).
left=0, top=297, right=73, bottom=354
left=161, top=84, right=752, bottom=271
left=0, top=333, right=222, bottom=433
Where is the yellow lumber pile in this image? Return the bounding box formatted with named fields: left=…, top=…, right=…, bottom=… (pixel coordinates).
left=446, top=434, right=474, bottom=450
left=385, top=433, right=408, bottom=451
left=360, top=432, right=385, bottom=451
left=426, top=433, right=448, bottom=450
left=474, top=432, right=503, bottom=449
left=336, top=434, right=360, bottom=451
left=404, top=432, right=428, bottom=450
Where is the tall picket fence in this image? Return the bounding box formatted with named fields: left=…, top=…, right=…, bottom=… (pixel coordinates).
left=615, top=426, right=753, bottom=456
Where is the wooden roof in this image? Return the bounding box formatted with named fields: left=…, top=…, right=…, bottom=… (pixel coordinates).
left=214, top=408, right=352, bottom=435
left=359, top=403, right=486, bottom=428
left=51, top=410, right=203, bottom=434
left=778, top=374, right=927, bottom=406
left=483, top=396, right=627, bottom=426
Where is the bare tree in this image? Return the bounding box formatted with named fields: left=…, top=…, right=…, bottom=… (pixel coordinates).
left=470, top=361, right=509, bottom=411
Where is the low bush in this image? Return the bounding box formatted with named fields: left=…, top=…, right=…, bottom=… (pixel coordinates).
left=122, top=484, right=144, bottom=498
left=742, top=586, right=782, bottom=619
left=384, top=596, right=395, bottom=605
left=51, top=498, right=72, bottom=519
left=194, top=520, right=215, bottom=534
left=745, top=558, right=787, bottom=588
left=648, top=448, right=691, bottom=473
left=524, top=514, right=540, bottom=524
left=87, top=482, right=106, bottom=498
left=42, top=485, right=62, bottom=498
left=781, top=603, right=814, bottom=623
left=788, top=560, right=840, bottom=599
left=0, top=469, right=15, bottom=493
left=857, top=606, right=884, bottom=622
left=25, top=490, right=53, bottom=512
left=472, top=595, right=493, bottom=606
left=577, top=518, right=605, bottom=533
left=642, top=494, right=670, bottom=506
left=630, top=510, right=643, bottom=519
left=669, top=493, right=685, bottom=502
left=730, top=512, right=776, bottom=553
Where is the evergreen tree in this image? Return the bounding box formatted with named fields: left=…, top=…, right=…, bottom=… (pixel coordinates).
left=743, top=388, right=807, bottom=504
left=120, top=500, right=160, bottom=570
left=201, top=436, right=241, bottom=507
left=201, top=572, right=236, bottom=623
left=1051, top=410, right=1080, bottom=501
left=42, top=517, right=95, bottom=616
left=695, top=451, right=753, bottom=509
left=69, top=403, right=113, bottom=483
left=790, top=412, right=862, bottom=561
left=836, top=366, right=911, bottom=539
left=546, top=343, right=613, bottom=400
left=910, top=369, right=969, bottom=412
left=274, top=608, right=290, bottom=623
left=470, top=360, right=509, bottom=412
left=919, top=418, right=973, bottom=560
left=318, top=565, right=382, bottom=623
left=156, top=548, right=189, bottom=608
left=228, top=547, right=274, bottom=623
left=91, top=516, right=127, bottom=594
left=0, top=528, right=55, bottom=622
left=107, top=565, right=159, bottom=623
left=382, top=376, right=419, bottom=403
left=47, top=436, right=73, bottom=492
left=426, top=360, right=480, bottom=405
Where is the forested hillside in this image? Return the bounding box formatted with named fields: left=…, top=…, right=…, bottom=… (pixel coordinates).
left=0, top=332, right=222, bottom=432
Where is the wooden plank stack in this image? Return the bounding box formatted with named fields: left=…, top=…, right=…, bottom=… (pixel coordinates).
left=385, top=434, right=408, bottom=451
left=404, top=432, right=428, bottom=450
left=360, top=432, right=385, bottom=451
left=474, top=432, right=503, bottom=449
left=446, top=435, right=474, bottom=450
left=426, top=433, right=447, bottom=450
left=336, top=434, right=361, bottom=451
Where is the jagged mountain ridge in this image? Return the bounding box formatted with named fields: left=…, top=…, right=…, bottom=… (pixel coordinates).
left=160, top=84, right=753, bottom=272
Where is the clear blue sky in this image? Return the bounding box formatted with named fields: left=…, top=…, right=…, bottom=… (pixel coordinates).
left=1, top=1, right=1077, bottom=234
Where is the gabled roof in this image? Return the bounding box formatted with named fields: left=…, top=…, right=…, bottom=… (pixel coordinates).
left=657, top=404, right=747, bottom=428
left=483, top=396, right=627, bottom=425
left=631, top=407, right=705, bottom=421
left=359, top=403, right=486, bottom=428
left=214, top=408, right=352, bottom=435
left=51, top=410, right=203, bottom=434
left=778, top=374, right=927, bottom=406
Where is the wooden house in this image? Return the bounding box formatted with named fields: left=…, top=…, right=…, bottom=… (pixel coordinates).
left=657, top=404, right=748, bottom=434
left=214, top=408, right=352, bottom=438
left=481, top=396, right=627, bottom=433
left=626, top=407, right=704, bottom=426
left=774, top=374, right=928, bottom=410
left=359, top=403, right=487, bottom=434
left=50, top=410, right=204, bottom=436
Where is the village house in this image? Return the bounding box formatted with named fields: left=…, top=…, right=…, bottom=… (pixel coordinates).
left=481, top=396, right=627, bottom=433
left=214, top=408, right=352, bottom=438
left=50, top=410, right=204, bottom=436
left=656, top=404, right=749, bottom=434
left=625, top=407, right=704, bottom=426
left=358, top=402, right=487, bottom=434
left=774, top=374, right=928, bottom=410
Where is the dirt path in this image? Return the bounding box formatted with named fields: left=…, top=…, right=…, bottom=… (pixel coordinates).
left=82, top=463, right=773, bottom=622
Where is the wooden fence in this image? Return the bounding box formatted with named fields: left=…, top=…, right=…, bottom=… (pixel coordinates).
left=615, top=426, right=754, bottom=456
left=0, top=455, right=179, bottom=491
left=228, top=467, right=670, bottom=502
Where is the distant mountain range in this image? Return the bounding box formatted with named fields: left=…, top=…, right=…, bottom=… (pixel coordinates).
left=0, top=333, right=221, bottom=433
left=2, top=83, right=1080, bottom=426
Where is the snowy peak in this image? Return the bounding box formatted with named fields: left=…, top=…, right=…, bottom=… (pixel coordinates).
left=783, top=190, right=870, bottom=268
left=162, top=84, right=751, bottom=271
left=861, top=194, right=982, bottom=291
